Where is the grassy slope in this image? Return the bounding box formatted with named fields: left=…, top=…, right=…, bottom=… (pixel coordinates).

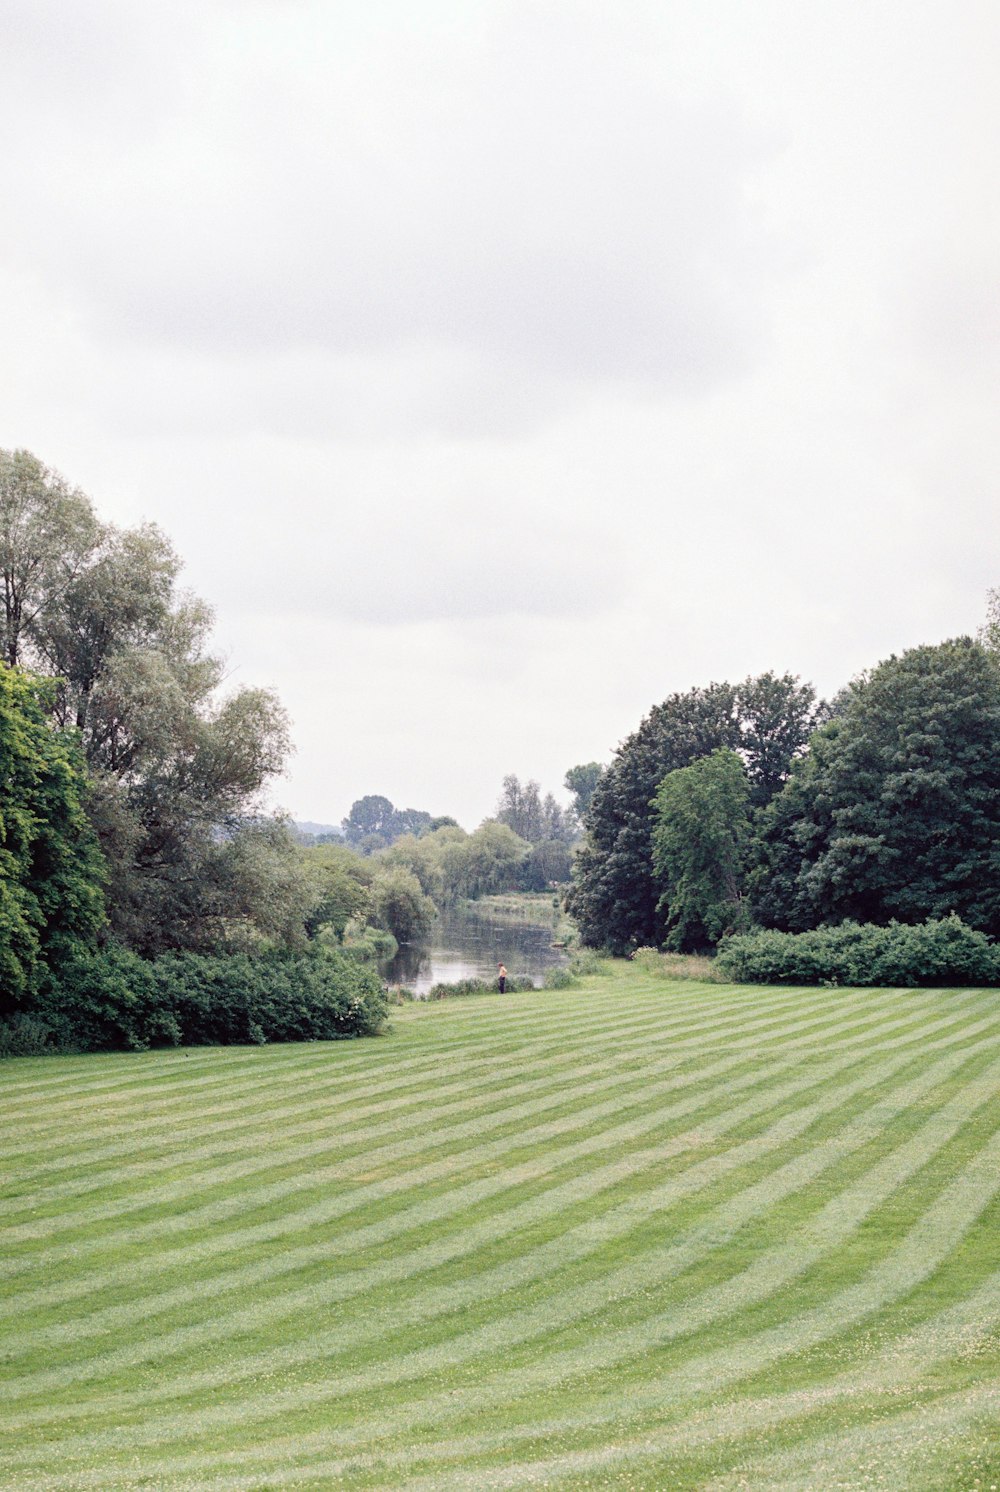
left=2, top=962, right=999, bottom=1491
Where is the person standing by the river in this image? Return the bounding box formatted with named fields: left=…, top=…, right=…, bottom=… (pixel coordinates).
left=498, top=962, right=507, bottom=994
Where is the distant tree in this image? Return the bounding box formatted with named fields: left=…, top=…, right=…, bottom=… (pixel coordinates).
left=370, top=866, right=436, bottom=943
left=496, top=775, right=544, bottom=843
left=463, top=821, right=530, bottom=897
left=341, top=796, right=440, bottom=851
left=564, top=762, right=604, bottom=822
left=0, top=665, right=105, bottom=1006
left=567, top=674, right=819, bottom=952
left=523, top=838, right=574, bottom=889
left=541, top=792, right=576, bottom=844
left=651, top=748, right=751, bottom=951
left=751, top=640, right=1000, bottom=935
left=342, top=794, right=398, bottom=849
left=301, top=844, right=374, bottom=940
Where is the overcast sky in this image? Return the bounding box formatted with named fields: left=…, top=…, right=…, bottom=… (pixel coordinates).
left=2, top=0, right=998, bottom=828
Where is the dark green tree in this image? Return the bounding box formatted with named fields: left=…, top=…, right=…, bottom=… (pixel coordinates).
left=567, top=674, right=818, bottom=952
left=751, top=639, right=1000, bottom=934
left=651, top=748, right=751, bottom=951
left=0, top=665, right=105, bottom=1006
left=342, top=794, right=397, bottom=849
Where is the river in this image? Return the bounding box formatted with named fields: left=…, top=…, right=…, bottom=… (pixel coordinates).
left=382, top=896, right=570, bottom=996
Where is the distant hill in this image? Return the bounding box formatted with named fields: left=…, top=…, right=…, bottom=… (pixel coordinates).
left=292, top=820, right=344, bottom=841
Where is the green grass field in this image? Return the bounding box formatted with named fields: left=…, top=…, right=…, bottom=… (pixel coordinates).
left=3, top=962, right=1000, bottom=1491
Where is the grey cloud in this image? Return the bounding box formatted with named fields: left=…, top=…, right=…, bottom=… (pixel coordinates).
left=0, top=2, right=777, bottom=412
left=208, top=492, right=628, bottom=626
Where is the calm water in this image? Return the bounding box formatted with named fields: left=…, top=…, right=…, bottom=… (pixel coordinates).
left=382, top=901, right=569, bottom=996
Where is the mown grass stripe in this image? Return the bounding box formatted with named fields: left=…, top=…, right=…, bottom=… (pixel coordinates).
left=3, top=987, right=936, bottom=1279
left=3, top=973, right=998, bottom=1492
left=1, top=985, right=854, bottom=1196
left=3, top=991, right=972, bottom=1344
left=7, top=1016, right=996, bottom=1440
left=0, top=980, right=864, bottom=1151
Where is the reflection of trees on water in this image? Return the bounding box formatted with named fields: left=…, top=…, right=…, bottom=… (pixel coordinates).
left=383, top=903, right=568, bottom=996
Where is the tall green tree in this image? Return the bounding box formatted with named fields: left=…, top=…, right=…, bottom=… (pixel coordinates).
left=567, top=674, right=819, bottom=952
left=751, top=639, right=1000, bottom=935
left=0, top=450, right=101, bottom=670
left=0, top=449, right=301, bottom=956
left=0, top=665, right=105, bottom=1006
left=651, top=748, right=750, bottom=951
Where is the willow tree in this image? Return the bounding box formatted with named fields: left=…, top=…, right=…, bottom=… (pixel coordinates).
left=0, top=448, right=306, bottom=955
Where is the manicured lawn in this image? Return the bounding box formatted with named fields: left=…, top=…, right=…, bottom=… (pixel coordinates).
left=2, top=962, right=1000, bottom=1490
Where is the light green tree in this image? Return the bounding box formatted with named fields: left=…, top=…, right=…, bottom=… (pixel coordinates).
left=651, top=747, right=751, bottom=952
left=0, top=664, right=106, bottom=1005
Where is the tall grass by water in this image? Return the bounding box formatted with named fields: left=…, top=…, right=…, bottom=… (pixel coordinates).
left=3, top=962, right=1000, bottom=1489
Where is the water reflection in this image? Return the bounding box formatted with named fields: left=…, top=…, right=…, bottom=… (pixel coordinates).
left=383, top=901, right=568, bottom=996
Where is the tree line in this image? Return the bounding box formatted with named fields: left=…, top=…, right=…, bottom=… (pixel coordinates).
left=0, top=448, right=600, bottom=1049
left=568, top=620, right=1000, bottom=970
left=0, top=450, right=385, bottom=1049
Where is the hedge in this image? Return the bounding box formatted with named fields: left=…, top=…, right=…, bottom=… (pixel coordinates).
left=2, top=944, right=388, bottom=1054
left=716, top=914, right=1000, bottom=987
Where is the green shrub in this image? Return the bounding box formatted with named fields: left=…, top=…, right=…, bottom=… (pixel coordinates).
left=542, top=966, right=577, bottom=989
left=568, top=948, right=604, bottom=976
left=629, top=947, right=722, bottom=982
left=0, top=1013, right=76, bottom=1058
left=338, top=922, right=398, bottom=964
left=25, top=944, right=388, bottom=1053
left=716, top=915, right=1000, bottom=987
left=426, top=974, right=535, bottom=1000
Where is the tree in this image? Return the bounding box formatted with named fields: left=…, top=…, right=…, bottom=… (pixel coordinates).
left=461, top=821, right=529, bottom=897
left=496, top=775, right=544, bottom=843
left=496, top=775, right=575, bottom=844
left=0, top=449, right=300, bottom=956
left=567, top=674, right=819, bottom=952
left=342, top=794, right=397, bottom=849
left=651, top=748, right=750, bottom=951
left=564, top=762, right=604, bottom=823
left=979, top=587, right=1000, bottom=654
left=751, top=639, right=1000, bottom=935
left=523, top=838, right=574, bottom=889
left=0, top=665, right=105, bottom=1006
left=300, top=843, right=373, bottom=940
left=370, top=866, right=436, bottom=943
left=0, top=450, right=101, bottom=669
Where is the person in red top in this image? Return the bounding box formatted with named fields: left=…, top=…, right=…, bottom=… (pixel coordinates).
left=497, top=962, right=507, bottom=994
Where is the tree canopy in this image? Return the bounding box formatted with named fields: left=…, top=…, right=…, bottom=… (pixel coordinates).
left=651, top=747, right=751, bottom=952
left=567, top=674, right=820, bottom=952
left=750, top=639, right=1000, bottom=936
left=0, top=665, right=105, bottom=1007
left=0, top=448, right=300, bottom=958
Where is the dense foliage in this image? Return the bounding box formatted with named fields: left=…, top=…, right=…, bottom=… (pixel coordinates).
left=751, top=640, right=1000, bottom=935
left=0, top=665, right=105, bottom=1004
left=568, top=674, right=819, bottom=952
left=651, top=748, right=751, bottom=951
left=717, top=915, right=1000, bottom=987
left=1, top=447, right=304, bottom=957
left=26, top=946, right=387, bottom=1052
